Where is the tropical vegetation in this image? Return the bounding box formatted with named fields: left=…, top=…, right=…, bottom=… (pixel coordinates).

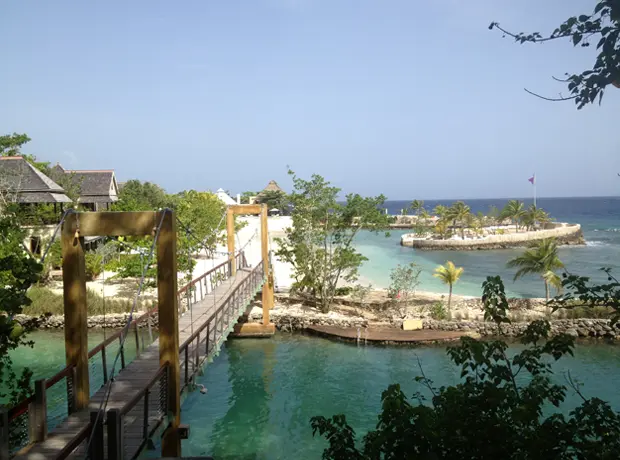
left=507, top=238, right=564, bottom=301
left=0, top=209, right=43, bottom=406
left=433, top=261, right=463, bottom=314
left=312, top=276, right=620, bottom=459
left=403, top=199, right=553, bottom=240
left=276, top=171, right=388, bottom=313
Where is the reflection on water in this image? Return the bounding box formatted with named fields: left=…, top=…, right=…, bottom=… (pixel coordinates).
left=178, top=334, right=620, bottom=459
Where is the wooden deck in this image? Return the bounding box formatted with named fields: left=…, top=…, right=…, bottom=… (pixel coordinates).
left=15, top=270, right=252, bottom=460
left=306, top=325, right=470, bottom=344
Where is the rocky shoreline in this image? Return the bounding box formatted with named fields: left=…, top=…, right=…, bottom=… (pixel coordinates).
left=247, top=304, right=620, bottom=340
left=16, top=301, right=620, bottom=342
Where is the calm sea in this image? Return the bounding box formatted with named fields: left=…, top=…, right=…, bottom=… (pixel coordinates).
left=355, top=197, right=620, bottom=297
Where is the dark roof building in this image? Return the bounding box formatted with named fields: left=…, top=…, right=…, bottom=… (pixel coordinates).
left=0, top=157, right=71, bottom=203
left=51, top=164, right=119, bottom=210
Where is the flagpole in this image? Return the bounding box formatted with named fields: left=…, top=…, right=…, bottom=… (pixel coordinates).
left=533, top=173, right=537, bottom=208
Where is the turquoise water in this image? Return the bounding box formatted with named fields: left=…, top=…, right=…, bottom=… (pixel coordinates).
left=7, top=332, right=620, bottom=458
left=175, top=334, right=620, bottom=459
left=4, top=329, right=150, bottom=431
left=356, top=197, right=620, bottom=297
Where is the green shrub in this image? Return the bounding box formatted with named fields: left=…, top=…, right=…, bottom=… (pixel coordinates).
left=85, top=252, right=103, bottom=281
left=429, top=301, right=448, bottom=320
left=334, top=286, right=352, bottom=296
left=24, top=286, right=152, bottom=316
left=558, top=305, right=614, bottom=319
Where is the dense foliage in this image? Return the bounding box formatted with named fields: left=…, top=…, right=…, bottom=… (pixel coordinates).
left=405, top=199, right=551, bottom=240
left=551, top=267, right=620, bottom=324
left=112, top=179, right=175, bottom=212
left=276, top=171, right=388, bottom=312
left=490, top=0, right=620, bottom=109
left=256, top=190, right=289, bottom=213
left=312, top=276, right=620, bottom=459
left=0, top=210, right=43, bottom=405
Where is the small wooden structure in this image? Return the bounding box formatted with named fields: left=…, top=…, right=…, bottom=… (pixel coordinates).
left=61, top=210, right=182, bottom=457
left=226, top=204, right=275, bottom=336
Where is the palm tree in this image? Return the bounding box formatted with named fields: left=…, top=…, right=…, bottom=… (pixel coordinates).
left=500, top=200, right=526, bottom=232
left=522, top=205, right=551, bottom=231
left=433, top=261, right=464, bottom=314
left=433, top=204, right=448, bottom=219
left=507, top=238, right=564, bottom=301
left=410, top=200, right=425, bottom=216
left=447, top=201, right=471, bottom=239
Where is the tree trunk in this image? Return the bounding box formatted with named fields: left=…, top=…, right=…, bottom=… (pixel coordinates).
left=544, top=279, right=550, bottom=302
left=448, top=285, right=453, bottom=316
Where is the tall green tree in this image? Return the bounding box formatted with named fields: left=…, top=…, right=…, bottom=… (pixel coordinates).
left=176, top=190, right=226, bottom=258
left=112, top=180, right=173, bottom=212
left=256, top=190, right=288, bottom=212
left=500, top=200, right=526, bottom=232
left=489, top=0, right=620, bottom=109
left=433, top=261, right=463, bottom=314
left=276, top=171, right=388, bottom=313
left=507, top=238, right=564, bottom=301
left=0, top=133, right=49, bottom=172
left=447, top=201, right=471, bottom=239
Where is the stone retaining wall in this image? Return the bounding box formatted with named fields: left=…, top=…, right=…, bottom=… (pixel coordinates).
left=251, top=309, right=620, bottom=340
left=421, top=318, right=620, bottom=339
left=14, top=312, right=159, bottom=329
left=401, top=223, right=584, bottom=250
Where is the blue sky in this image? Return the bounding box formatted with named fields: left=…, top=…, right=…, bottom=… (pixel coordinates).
left=1, top=0, right=618, bottom=199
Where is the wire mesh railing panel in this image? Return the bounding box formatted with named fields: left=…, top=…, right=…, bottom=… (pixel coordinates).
left=8, top=410, right=29, bottom=454
left=46, top=376, right=71, bottom=431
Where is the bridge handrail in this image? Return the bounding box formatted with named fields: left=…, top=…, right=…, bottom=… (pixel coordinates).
left=7, top=249, right=246, bottom=451
left=179, top=259, right=263, bottom=352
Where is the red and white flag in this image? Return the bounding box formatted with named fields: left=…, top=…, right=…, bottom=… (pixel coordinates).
left=528, top=174, right=535, bottom=185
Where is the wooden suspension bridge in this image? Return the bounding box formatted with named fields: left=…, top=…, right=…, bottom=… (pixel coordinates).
left=2, top=205, right=275, bottom=460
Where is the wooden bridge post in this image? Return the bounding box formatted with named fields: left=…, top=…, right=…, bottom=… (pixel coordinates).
left=226, top=206, right=236, bottom=275
left=62, top=212, right=89, bottom=410
left=30, top=379, right=47, bottom=442
left=260, top=204, right=274, bottom=324
left=157, top=211, right=182, bottom=458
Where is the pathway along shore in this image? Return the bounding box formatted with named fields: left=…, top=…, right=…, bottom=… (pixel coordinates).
left=401, top=223, right=584, bottom=250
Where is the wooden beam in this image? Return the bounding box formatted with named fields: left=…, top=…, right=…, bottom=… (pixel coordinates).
left=226, top=207, right=235, bottom=275
left=62, top=213, right=89, bottom=410
left=229, top=204, right=262, bottom=215
left=157, top=210, right=181, bottom=458
left=260, top=204, right=274, bottom=324
left=69, top=211, right=159, bottom=237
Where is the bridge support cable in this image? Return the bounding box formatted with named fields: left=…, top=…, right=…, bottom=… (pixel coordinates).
left=83, top=210, right=168, bottom=459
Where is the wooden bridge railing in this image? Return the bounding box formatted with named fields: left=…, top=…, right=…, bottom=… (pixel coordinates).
left=179, top=259, right=264, bottom=391
left=59, top=258, right=265, bottom=460
left=4, top=251, right=249, bottom=456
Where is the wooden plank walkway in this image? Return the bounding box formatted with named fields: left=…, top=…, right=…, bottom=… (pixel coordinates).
left=16, top=270, right=252, bottom=460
